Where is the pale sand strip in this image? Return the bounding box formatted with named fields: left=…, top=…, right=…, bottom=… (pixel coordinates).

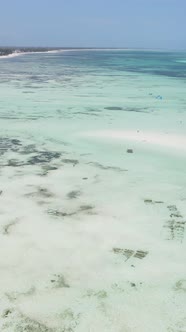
left=81, top=130, right=186, bottom=151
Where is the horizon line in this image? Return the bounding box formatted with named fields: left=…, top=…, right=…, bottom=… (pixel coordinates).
left=0, top=46, right=186, bottom=52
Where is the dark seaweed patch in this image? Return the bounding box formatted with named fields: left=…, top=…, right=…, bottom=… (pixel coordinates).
left=28, top=187, right=54, bottom=199
left=15, top=315, right=54, bottom=332
left=20, top=144, right=38, bottom=154
left=170, top=213, right=183, bottom=218
left=62, top=159, right=79, bottom=166
left=74, top=111, right=99, bottom=117
left=2, top=309, right=12, bottom=318
left=164, top=219, right=186, bottom=242
left=144, top=199, right=153, bottom=204
left=144, top=199, right=164, bottom=204
left=48, top=204, right=95, bottom=219
left=42, top=165, right=58, bottom=171
left=41, top=165, right=58, bottom=176
left=113, top=248, right=134, bottom=260
left=11, top=139, right=22, bottom=146
left=22, top=91, right=35, bottom=94
left=167, top=205, right=177, bottom=212
left=0, top=137, right=22, bottom=155
left=50, top=274, right=70, bottom=288
left=134, top=250, right=148, bottom=259
left=88, top=161, right=127, bottom=172
left=0, top=138, right=62, bottom=169
left=113, top=248, right=148, bottom=261
left=7, top=159, right=25, bottom=167
left=174, top=279, right=186, bottom=292
left=38, top=187, right=53, bottom=198
left=164, top=204, right=185, bottom=242
left=80, top=205, right=94, bottom=211
left=47, top=209, right=75, bottom=218
left=67, top=190, right=81, bottom=199
left=3, top=220, right=18, bottom=235
left=123, top=108, right=148, bottom=113
left=104, top=106, right=123, bottom=111
left=85, top=289, right=107, bottom=299
left=28, top=151, right=61, bottom=165
left=104, top=106, right=148, bottom=113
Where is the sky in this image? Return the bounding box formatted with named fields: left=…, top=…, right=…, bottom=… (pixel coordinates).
left=0, top=0, right=185, bottom=50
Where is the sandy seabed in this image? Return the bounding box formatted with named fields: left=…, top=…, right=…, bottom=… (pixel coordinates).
left=0, top=50, right=186, bottom=332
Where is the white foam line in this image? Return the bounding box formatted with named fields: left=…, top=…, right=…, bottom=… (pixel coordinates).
left=0, top=49, right=65, bottom=60
left=0, top=52, right=24, bottom=59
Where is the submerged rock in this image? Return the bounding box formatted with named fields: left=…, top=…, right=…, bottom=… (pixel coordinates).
left=127, top=149, right=133, bottom=153
left=130, top=283, right=136, bottom=288
left=144, top=199, right=153, bottom=204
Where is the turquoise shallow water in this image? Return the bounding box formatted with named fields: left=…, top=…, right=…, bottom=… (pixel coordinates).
left=0, top=50, right=186, bottom=332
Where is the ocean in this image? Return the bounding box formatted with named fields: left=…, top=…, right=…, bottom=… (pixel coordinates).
left=0, top=49, right=186, bottom=332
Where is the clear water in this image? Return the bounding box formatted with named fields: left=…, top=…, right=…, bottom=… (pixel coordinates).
left=0, top=50, right=186, bottom=332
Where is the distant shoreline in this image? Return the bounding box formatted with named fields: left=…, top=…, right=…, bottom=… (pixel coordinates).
left=0, top=47, right=66, bottom=59
left=0, top=47, right=184, bottom=59
left=0, top=47, right=138, bottom=59
left=0, top=47, right=134, bottom=60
